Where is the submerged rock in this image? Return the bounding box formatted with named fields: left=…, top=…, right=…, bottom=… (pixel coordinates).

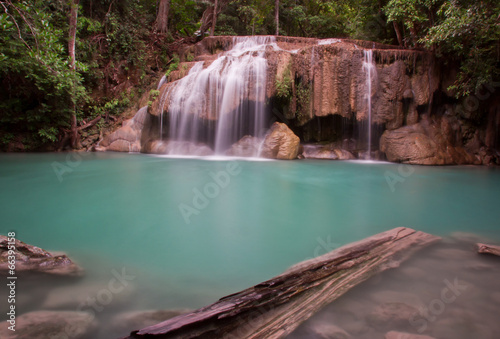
left=143, top=140, right=214, bottom=156
left=0, top=311, right=97, bottom=339
left=261, top=122, right=300, bottom=159
left=226, top=135, right=263, bottom=157
left=310, top=323, right=352, bottom=339
left=43, top=280, right=137, bottom=309
left=111, top=309, right=190, bottom=334
left=0, top=236, right=82, bottom=276
left=302, top=144, right=356, bottom=160
left=367, top=302, right=418, bottom=331
left=477, top=243, right=500, bottom=257
left=385, top=331, right=436, bottom=339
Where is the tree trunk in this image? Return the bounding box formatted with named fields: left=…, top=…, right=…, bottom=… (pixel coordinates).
left=408, top=22, right=418, bottom=47
left=123, top=227, right=439, bottom=339
left=210, top=0, right=218, bottom=36
left=392, top=21, right=403, bottom=47
left=275, top=0, right=279, bottom=36
left=156, top=0, right=170, bottom=33
left=69, top=0, right=80, bottom=149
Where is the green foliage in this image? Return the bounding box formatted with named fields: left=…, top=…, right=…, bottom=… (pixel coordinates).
left=422, top=0, right=500, bottom=96
left=0, top=0, right=87, bottom=149
left=165, top=54, right=180, bottom=79
left=149, top=89, right=160, bottom=101
left=0, top=0, right=498, bottom=151
left=276, top=70, right=292, bottom=99
left=170, top=0, right=203, bottom=36
left=295, top=81, right=310, bottom=120
left=383, top=0, right=499, bottom=96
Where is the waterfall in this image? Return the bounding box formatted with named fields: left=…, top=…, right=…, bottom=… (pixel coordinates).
left=362, top=49, right=376, bottom=160
left=158, top=36, right=273, bottom=155
left=157, top=75, right=167, bottom=90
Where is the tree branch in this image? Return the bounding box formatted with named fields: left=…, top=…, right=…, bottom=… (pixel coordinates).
left=0, top=1, right=32, bottom=51
left=77, top=115, right=102, bottom=131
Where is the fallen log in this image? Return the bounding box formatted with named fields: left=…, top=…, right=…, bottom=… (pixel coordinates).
left=123, top=227, right=439, bottom=339
left=78, top=115, right=102, bottom=131
left=477, top=243, right=500, bottom=257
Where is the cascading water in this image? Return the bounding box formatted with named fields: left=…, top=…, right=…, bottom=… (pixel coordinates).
left=158, top=36, right=273, bottom=155
left=362, top=49, right=376, bottom=160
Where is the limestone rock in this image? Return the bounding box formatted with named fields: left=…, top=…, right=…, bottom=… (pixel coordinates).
left=477, top=242, right=500, bottom=257
left=261, top=122, right=300, bottom=159
left=97, top=106, right=148, bottom=152
left=111, top=309, right=190, bottom=334
left=0, top=311, right=97, bottom=339
left=385, top=331, right=436, bottom=339
left=0, top=236, right=82, bottom=276
left=310, top=323, right=352, bottom=339
left=433, top=315, right=492, bottom=339
left=143, top=140, right=214, bottom=156
left=43, top=280, right=136, bottom=310
left=369, top=291, right=424, bottom=310
left=367, top=302, right=418, bottom=331
left=226, top=135, right=263, bottom=157
left=380, top=115, right=477, bottom=165
left=302, top=144, right=355, bottom=160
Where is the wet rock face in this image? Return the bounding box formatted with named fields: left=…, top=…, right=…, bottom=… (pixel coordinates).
left=0, top=236, right=82, bottom=276
left=0, top=311, right=97, bottom=339
left=226, top=135, right=262, bottom=157
left=261, top=122, right=300, bottom=159
left=380, top=115, right=478, bottom=165
left=143, top=140, right=214, bottom=156
left=385, top=331, right=436, bottom=339
left=97, top=106, right=150, bottom=153
left=301, top=144, right=355, bottom=160
left=97, top=36, right=498, bottom=164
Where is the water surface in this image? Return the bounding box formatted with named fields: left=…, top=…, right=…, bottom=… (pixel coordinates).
left=0, top=153, right=499, bottom=338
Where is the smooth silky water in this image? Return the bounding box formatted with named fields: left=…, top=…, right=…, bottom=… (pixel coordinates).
left=1, top=153, right=499, bottom=338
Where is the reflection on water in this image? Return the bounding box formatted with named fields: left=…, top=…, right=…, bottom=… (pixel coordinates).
left=0, top=153, right=499, bottom=338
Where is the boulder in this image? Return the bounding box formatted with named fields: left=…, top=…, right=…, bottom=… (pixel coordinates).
left=261, top=122, right=300, bottom=159
left=0, top=236, right=82, bottom=276
left=143, top=140, right=214, bottom=156
left=308, top=323, right=352, bottom=339
left=0, top=311, right=97, bottom=339
left=385, top=331, right=436, bottom=339
left=97, top=106, right=148, bottom=152
left=367, top=302, right=419, bottom=331
left=477, top=243, right=500, bottom=257
left=302, top=144, right=356, bottom=160
left=380, top=115, right=477, bottom=165
left=225, top=135, right=263, bottom=157
left=433, top=314, right=492, bottom=339
left=111, top=309, right=190, bottom=334
left=43, top=280, right=136, bottom=310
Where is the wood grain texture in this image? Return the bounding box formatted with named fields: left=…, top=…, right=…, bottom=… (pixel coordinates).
left=123, top=227, right=439, bottom=339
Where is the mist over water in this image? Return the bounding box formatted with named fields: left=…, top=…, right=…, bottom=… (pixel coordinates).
left=0, top=153, right=499, bottom=338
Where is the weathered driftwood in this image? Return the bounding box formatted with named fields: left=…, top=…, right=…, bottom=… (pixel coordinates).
left=477, top=243, right=500, bottom=257
left=123, top=227, right=439, bottom=339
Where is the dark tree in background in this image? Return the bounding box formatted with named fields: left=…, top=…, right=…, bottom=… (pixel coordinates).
left=156, top=0, right=171, bottom=33
left=68, top=0, right=80, bottom=148
left=275, top=0, right=279, bottom=35
left=211, top=0, right=218, bottom=36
